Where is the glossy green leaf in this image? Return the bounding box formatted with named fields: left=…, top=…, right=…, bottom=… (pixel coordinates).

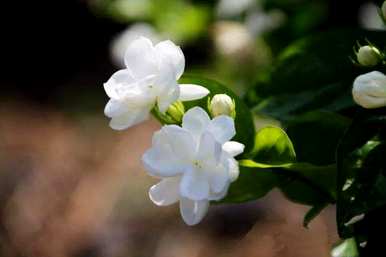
left=255, top=29, right=386, bottom=97
left=219, top=166, right=279, bottom=203
left=331, top=238, right=359, bottom=257
left=336, top=108, right=386, bottom=238
left=251, top=126, right=296, bottom=164
left=285, top=111, right=351, bottom=165
left=239, top=159, right=336, bottom=205
left=250, top=29, right=386, bottom=119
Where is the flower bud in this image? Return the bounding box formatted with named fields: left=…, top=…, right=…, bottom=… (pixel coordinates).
left=356, top=45, right=382, bottom=67
left=352, top=71, right=386, bottom=109
left=166, top=101, right=185, bottom=123
left=209, top=94, right=236, bottom=118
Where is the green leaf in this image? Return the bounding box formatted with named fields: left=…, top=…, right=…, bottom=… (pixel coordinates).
left=253, top=82, right=354, bottom=120
left=285, top=111, right=351, bottom=165
left=220, top=166, right=279, bottom=203
left=179, top=75, right=256, bottom=154
left=251, top=126, right=296, bottom=164
left=336, top=108, right=386, bottom=238
left=240, top=159, right=336, bottom=205
left=250, top=29, right=386, bottom=118
left=331, top=238, right=359, bottom=257
left=256, top=29, right=386, bottom=97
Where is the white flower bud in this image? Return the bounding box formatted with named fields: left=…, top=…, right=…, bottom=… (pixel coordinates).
left=352, top=71, right=386, bottom=109
left=209, top=94, right=236, bottom=118
left=356, top=45, right=382, bottom=67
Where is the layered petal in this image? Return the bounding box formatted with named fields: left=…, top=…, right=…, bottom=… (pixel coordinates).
left=207, top=115, right=236, bottom=144
left=180, top=197, right=209, bottom=225
left=180, top=170, right=210, bottom=201
left=124, top=37, right=159, bottom=79
left=149, top=177, right=180, bottom=206
left=196, top=131, right=222, bottom=165
left=182, top=107, right=211, bottom=139
left=222, top=141, right=245, bottom=157
left=109, top=107, right=150, bottom=130
left=157, top=86, right=180, bottom=113
left=155, top=40, right=185, bottom=80
left=208, top=182, right=230, bottom=201
left=207, top=164, right=229, bottom=194
left=178, top=84, right=210, bottom=101
left=104, top=99, right=128, bottom=118
left=142, top=129, right=188, bottom=177
left=152, top=58, right=180, bottom=113
left=104, top=69, right=136, bottom=99
left=161, top=125, right=196, bottom=162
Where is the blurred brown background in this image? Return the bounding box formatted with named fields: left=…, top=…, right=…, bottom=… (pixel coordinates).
left=0, top=103, right=338, bottom=257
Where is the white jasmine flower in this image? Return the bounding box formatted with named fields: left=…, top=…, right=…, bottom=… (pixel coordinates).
left=209, top=94, right=236, bottom=118
left=352, top=71, right=386, bottom=109
left=104, top=37, right=209, bottom=130
left=142, top=107, right=244, bottom=225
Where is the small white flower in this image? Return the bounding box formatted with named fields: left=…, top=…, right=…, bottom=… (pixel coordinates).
left=356, top=45, right=381, bottom=67
left=142, top=107, right=244, bottom=225
left=209, top=93, right=236, bottom=118
left=104, top=37, right=209, bottom=130
left=352, top=71, right=386, bottom=109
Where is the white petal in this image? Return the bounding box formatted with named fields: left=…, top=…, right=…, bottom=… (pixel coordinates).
left=227, top=157, right=240, bottom=182
left=208, top=165, right=229, bottom=194
left=196, top=131, right=222, bottom=164
left=154, top=59, right=179, bottom=91
left=157, top=85, right=180, bottom=113
left=104, top=99, right=127, bottom=118
left=124, top=37, right=159, bottom=79
left=155, top=40, right=185, bottom=79
left=207, top=116, right=236, bottom=144
left=179, top=197, right=209, bottom=225
left=180, top=170, right=210, bottom=201
left=109, top=107, right=150, bottom=130
left=208, top=182, right=230, bottom=201
left=104, top=69, right=135, bottom=99
left=149, top=177, right=180, bottom=206
left=178, top=84, right=210, bottom=101
left=182, top=107, right=211, bottom=138
left=222, top=141, right=245, bottom=157
left=142, top=129, right=188, bottom=177
left=162, top=125, right=196, bottom=162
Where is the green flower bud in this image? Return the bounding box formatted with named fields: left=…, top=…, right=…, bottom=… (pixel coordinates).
left=382, top=1, right=386, bottom=21
left=356, top=45, right=382, bottom=67
left=166, top=101, right=185, bottom=123
left=209, top=94, right=236, bottom=118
